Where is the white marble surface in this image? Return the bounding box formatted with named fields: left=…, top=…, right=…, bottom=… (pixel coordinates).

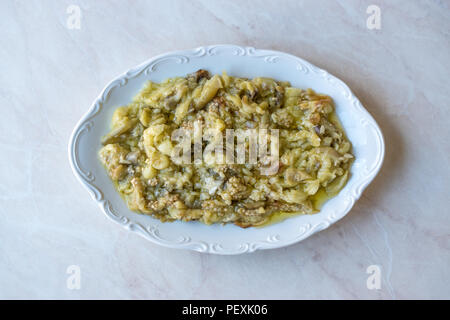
left=0, top=0, right=449, bottom=299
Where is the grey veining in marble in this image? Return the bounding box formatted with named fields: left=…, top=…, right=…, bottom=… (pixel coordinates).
left=0, top=0, right=449, bottom=299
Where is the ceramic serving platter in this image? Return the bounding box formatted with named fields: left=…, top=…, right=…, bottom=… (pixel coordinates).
left=68, top=45, right=384, bottom=254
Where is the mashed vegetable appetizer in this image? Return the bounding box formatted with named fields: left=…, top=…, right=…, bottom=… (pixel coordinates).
left=99, top=70, right=353, bottom=227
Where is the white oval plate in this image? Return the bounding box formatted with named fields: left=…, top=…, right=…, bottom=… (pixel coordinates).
left=68, top=45, right=384, bottom=254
